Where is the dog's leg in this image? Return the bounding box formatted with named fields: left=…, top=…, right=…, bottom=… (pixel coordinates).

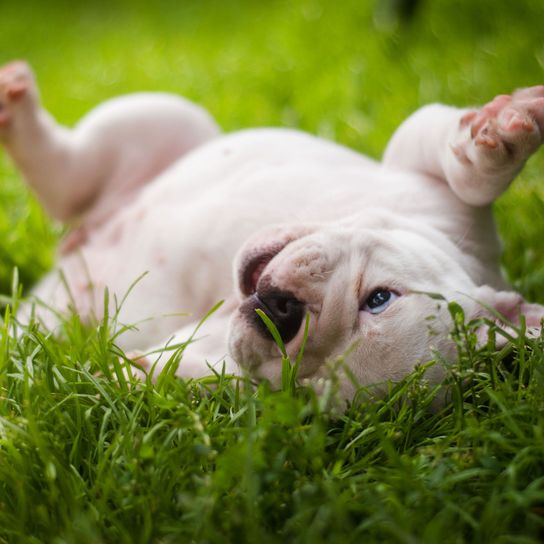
left=124, top=311, right=239, bottom=382
left=0, top=60, right=220, bottom=225
left=383, top=86, right=544, bottom=206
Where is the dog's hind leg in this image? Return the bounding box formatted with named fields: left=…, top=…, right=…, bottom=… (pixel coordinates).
left=383, top=86, right=544, bottom=206
left=0, top=60, right=220, bottom=226
left=122, top=306, right=239, bottom=382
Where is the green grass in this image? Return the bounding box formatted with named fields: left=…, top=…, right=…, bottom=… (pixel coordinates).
left=1, top=0, right=544, bottom=541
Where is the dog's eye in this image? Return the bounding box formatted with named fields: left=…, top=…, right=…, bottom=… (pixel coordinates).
left=361, top=289, right=398, bottom=314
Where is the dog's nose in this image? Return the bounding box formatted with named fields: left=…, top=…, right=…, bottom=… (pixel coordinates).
left=253, top=290, right=304, bottom=344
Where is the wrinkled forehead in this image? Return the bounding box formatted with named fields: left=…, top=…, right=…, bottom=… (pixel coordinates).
left=306, top=226, right=475, bottom=291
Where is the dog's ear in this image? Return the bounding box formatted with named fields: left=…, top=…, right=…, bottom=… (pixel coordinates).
left=467, top=285, right=544, bottom=346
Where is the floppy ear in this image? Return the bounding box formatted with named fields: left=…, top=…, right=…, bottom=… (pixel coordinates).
left=468, top=285, right=544, bottom=345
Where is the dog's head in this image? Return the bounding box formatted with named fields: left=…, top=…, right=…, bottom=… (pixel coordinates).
left=228, top=215, right=543, bottom=399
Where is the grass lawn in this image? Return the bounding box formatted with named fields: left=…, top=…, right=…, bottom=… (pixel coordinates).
left=1, top=0, right=544, bottom=541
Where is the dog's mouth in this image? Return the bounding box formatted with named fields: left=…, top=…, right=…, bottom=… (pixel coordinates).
left=237, top=240, right=309, bottom=347
left=239, top=241, right=290, bottom=297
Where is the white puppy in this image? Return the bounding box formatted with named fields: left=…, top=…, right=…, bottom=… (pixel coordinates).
left=1, top=61, right=543, bottom=398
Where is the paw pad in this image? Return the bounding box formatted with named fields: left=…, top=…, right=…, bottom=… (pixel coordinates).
left=464, top=86, right=544, bottom=163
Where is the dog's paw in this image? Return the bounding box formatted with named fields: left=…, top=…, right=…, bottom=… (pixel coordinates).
left=0, top=61, right=37, bottom=128
left=456, top=86, right=544, bottom=170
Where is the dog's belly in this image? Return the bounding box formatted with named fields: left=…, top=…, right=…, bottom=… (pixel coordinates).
left=44, top=128, right=499, bottom=348
left=134, top=128, right=470, bottom=233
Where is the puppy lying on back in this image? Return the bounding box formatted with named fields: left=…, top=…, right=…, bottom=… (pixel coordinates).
left=1, top=60, right=543, bottom=398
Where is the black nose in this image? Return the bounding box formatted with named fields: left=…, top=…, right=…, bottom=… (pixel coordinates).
left=251, top=290, right=304, bottom=344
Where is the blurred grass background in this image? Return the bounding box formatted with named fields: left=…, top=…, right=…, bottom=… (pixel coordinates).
left=0, top=0, right=543, bottom=293
left=1, top=2, right=544, bottom=542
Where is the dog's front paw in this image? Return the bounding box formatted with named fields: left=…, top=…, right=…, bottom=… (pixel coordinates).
left=456, top=86, right=544, bottom=170
left=0, top=60, right=37, bottom=129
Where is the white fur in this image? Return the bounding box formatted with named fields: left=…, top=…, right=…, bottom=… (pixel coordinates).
left=1, top=61, right=543, bottom=398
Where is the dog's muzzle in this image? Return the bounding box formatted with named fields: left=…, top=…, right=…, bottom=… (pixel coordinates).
left=242, top=289, right=305, bottom=344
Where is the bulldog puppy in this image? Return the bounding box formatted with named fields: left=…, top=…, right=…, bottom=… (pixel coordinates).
left=1, top=60, right=543, bottom=398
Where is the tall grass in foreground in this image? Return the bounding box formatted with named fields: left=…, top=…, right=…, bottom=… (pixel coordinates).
left=0, top=284, right=543, bottom=543
left=0, top=0, right=543, bottom=541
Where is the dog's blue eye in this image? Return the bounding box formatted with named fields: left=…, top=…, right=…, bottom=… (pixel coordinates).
left=362, top=289, right=398, bottom=314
